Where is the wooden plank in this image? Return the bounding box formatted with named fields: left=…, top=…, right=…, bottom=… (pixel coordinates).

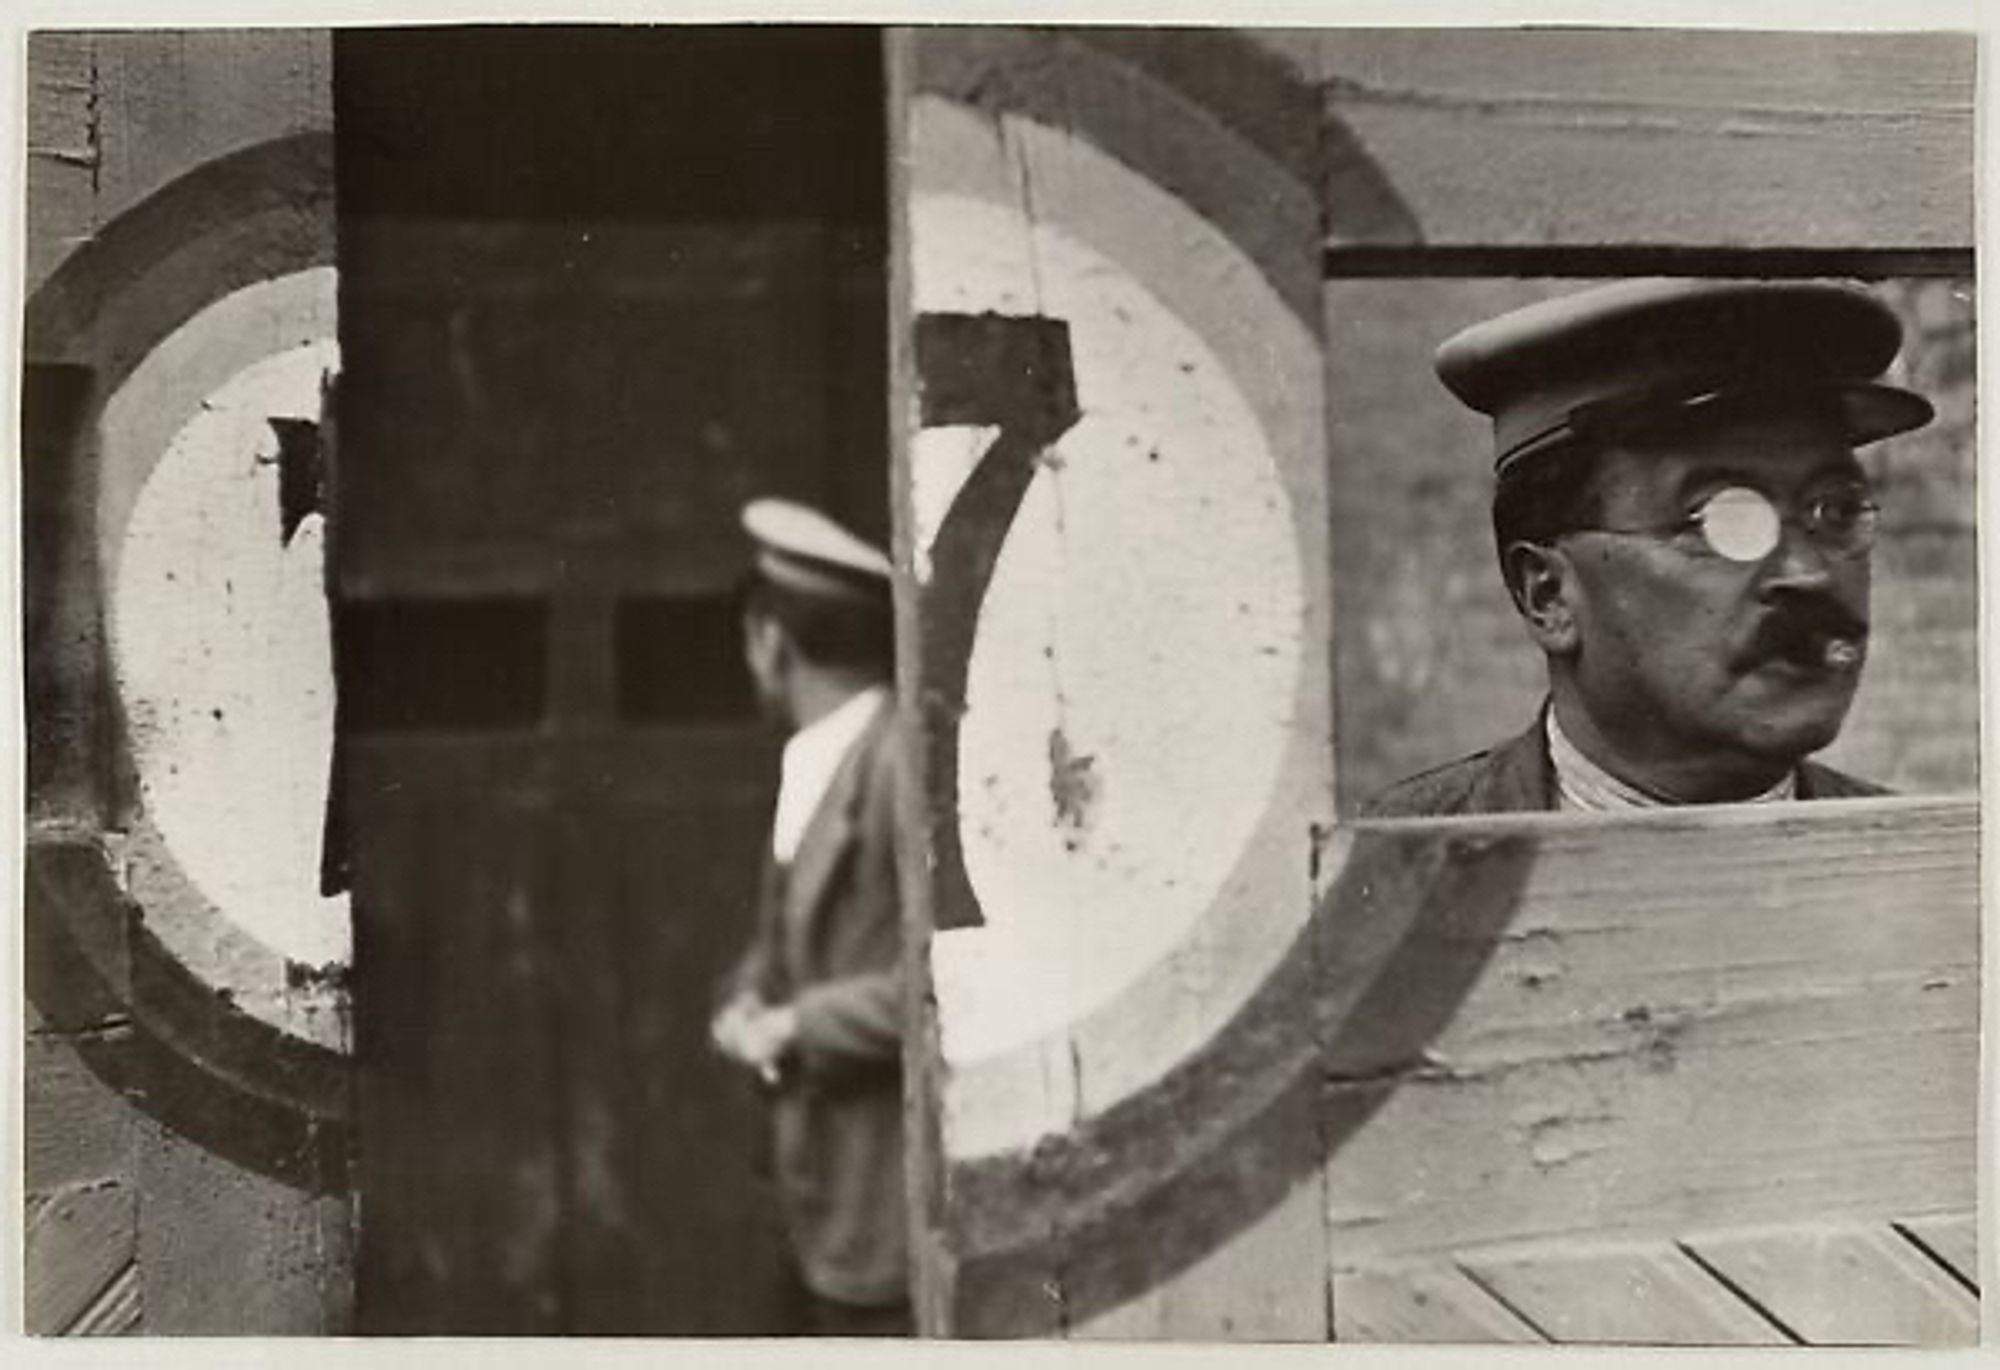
left=350, top=770, right=565, bottom=1333
left=1323, top=802, right=1978, bottom=1266
left=24, top=1032, right=134, bottom=1195
left=25, top=32, right=97, bottom=296
left=95, top=30, right=330, bottom=226
left=26, top=32, right=94, bottom=152
left=25, top=1184, right=135, bottom=1335
left=1458, top=1242, right=1789, bottom=1345
left=543, top=794, right=637, bottom=1336
left=1899, top=1213, right=1979, bottom=1290
left=1317, top=28, right=1972, bottom=114
left=68, top=1261, right=144, bottom=1336
left=1078, top=1174, right=1330, bottom=1340
left=1313, top=30, right=1972, bottom=251
left=1686, top=1223, right=1979, bottom=1345
left=1328, top=984, right=1974, bottom=1260
left=1333, top=1264, right=1545, bottom=1343
left=614, top=793, right=792, bottom=1334
left=134, top=1116, right=352, bottom=1334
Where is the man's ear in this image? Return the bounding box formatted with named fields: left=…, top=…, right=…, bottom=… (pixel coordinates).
left=743, top=612, right=786, bottom=674
left=1504, top=540, right=1581, bottom=656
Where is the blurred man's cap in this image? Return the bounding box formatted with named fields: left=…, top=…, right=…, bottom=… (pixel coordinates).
left=741, top=498, right=892, bottom=605
left=1435, top=278, right=1935, bottom=477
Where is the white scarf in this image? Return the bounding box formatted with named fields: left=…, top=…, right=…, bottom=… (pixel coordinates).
left=1546, top=710, right=1795, bottom=811
left=771, top=686, right=890, bottom=863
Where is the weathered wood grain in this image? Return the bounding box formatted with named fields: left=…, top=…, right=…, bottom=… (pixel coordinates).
left=24, top=1032, right=134, bottom=1195
left=1458, top=1241, right=1789, bottom=1344
left=94, top=29, right=330, bottom=227
left=931, top=798, right=1976, bottom=1338
left=890, top=26, right=1976, bottom=1346
left=25, top=27, right=353, bottom=1339
left=68, top=1261, right=144, bottom=1336
left=1899, top=1213, right=1979, bottom=1290
left=25, top=1184, right=135, bottom=1335
left=135, top=1116, right=351, bottom=1334
left=1332, top=1264, right=1544, bottom=1343
left=1077, top=1175, right=1329, bottom=1341
left=1685, top=1223, right=1979, bottom=1345
left=25, top=32, right=97, bottom=297
left=1324, top=801, right=1977, bottom=1269
left=1312, top=30, right=1972, bottom=251
left=26, top=31, right=93, bottom=152
left=349, top=758, right=566, bottom=1334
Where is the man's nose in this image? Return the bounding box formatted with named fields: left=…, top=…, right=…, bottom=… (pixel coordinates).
left=1759, top=518, right=1844, bottom=593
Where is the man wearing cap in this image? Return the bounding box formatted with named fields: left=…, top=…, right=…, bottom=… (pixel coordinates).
left=1364, top=279, right=1932, bottom=816
left=710, top=498, right=910, bottom=1334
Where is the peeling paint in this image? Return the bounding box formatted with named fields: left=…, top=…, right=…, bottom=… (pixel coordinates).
left=283, top=960, right=349, bottom=993
left=1523, top=1111, right=1619, bottom=1170
left=1047, top=727, right=1100, bottom=844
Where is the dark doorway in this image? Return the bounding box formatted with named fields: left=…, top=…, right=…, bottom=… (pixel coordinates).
left=332, top=26, right=887, bottom=1333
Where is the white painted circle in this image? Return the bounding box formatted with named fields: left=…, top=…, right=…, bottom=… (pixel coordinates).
left=914, top=187, right=1304, bottom=1065
left=110, top=271, right=348, bottom=979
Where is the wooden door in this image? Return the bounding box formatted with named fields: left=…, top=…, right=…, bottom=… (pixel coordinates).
left=332, top=26, right=887, bottom=1333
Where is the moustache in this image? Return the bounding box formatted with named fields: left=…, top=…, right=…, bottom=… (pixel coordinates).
left=1740, top=599, right=1871, bottom=672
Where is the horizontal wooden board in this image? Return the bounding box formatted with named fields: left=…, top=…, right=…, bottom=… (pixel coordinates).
left=1324, top=800, right=1978, bottom=1267
left=1311, top=30, right=1972, bottom=250
left=933, top=799, right=1978, bottom=1339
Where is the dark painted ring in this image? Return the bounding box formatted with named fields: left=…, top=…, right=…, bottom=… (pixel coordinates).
left=24, top=132, right=349, bottom=1192
left=945, top=825, right=1542, bottom=1334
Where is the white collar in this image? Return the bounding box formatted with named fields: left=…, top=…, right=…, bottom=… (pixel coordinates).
left=1546, top=709, right=1795, bottom=812
left=771, top=686, right=889, bottom=863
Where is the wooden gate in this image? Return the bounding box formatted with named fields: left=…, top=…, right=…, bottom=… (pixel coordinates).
left=333, top=27, right=887, bottom=1333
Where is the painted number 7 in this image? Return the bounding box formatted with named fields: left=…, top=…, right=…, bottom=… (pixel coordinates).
left=914, top=312, right=1080, bottom=931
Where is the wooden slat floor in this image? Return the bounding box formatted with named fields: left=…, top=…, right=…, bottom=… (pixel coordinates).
left=24, top=1183, right=142, bottom=1336
left=1334, top=1213, right=1979, bottom=1345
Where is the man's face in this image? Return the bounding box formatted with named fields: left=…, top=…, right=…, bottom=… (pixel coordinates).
left=1555, top=404, right=1874, bottom=783
left=742, top=609, right=789, bottom=724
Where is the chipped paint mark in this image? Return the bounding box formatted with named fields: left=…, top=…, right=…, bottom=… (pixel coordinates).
left=1509, top=928, right=1568, bottom=992
left=1522, top=1110, right=1618, bottom=1170
left=1620, top=1001, right=1692, bottom=1073
left=1047, top=727, right=1100, bottom=847
left=283, top=960, right=349, bottom=993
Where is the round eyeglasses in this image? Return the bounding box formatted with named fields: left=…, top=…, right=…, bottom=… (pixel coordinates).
left=1564, top=483, right=1880, bottom=564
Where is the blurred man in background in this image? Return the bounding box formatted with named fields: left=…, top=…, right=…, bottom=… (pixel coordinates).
left=710, top=497, right=909, bottom=1335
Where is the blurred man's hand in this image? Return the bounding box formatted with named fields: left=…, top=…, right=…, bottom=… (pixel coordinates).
left=711, top=993, right=762, bottom=1063
left=712, top=994, right=797, bottom=1086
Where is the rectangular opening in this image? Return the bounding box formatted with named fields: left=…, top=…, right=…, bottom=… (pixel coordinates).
left=614, top=592, right=755, bottom=724
left=335, top=598, right=548, bottom=732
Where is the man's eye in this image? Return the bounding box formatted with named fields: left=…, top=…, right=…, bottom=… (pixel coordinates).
left=1814, top=490, right=1874, bottom=528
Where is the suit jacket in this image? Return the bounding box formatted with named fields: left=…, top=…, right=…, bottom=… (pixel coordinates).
left=730, top=698, right=907, bottom=1307
left=1361, top=707, right=1887, bottom=817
